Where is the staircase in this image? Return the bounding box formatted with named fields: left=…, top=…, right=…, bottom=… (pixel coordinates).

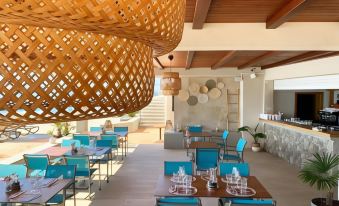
left=139, top=96, right=166, bottom=127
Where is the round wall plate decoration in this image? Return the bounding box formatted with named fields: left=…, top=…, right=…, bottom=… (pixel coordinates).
left=187, top=96, right=198, bottom=106
left=178, top=90, right=190, bottom=101
left=217, top=82, right=225, bottom=89
left=199, top=85, right=209, bottom=94
left=198, top=94, right=209, bottom=104
left=208, top=88, right=222, bottom=99
left=188, top=83, right=200, bottom=94
left=205, top=79, right=217, bottom=90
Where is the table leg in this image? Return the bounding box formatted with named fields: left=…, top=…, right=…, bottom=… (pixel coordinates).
left=99, top=160, right=101, bottom=190
left=159, top=127, right=162, bottom=140
left=106, top=153, right=109, bottom=183
left=125, top=136, right=127, bottom=157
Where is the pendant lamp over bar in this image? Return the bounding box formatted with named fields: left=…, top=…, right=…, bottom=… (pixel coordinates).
left=0, top=0, right=186, bottom=56
left=161, top=54, right=181, bottom=96
left=0, top=24, right=154, bottom=125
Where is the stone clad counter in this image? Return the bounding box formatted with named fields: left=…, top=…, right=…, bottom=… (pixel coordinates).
left=260, top=119, right=339, bottom=168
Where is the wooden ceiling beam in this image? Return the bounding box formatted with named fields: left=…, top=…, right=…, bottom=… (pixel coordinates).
left=185, top=51, right=195, bottom=70
left=211, top=51, right=237, bottom=70
left=261, top=51, right=336, bottom=69
left=154, top=57, right=164, bottom=69
left=266, top=0, right=314, bottom=29
left=238, top=51, right=277, bottom=70
left=192, top=0, right=213, bottom=29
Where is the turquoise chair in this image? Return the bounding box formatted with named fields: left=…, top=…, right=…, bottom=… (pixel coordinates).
left=24, top=154, right=50, bottom=177
left=73, top=134, right=90, bottom=147
left=94, top=140, right=113, bottom=179
left=113, top=127, right=128, bottom=132
left=164, top=161, right=193, bottom=175
left=90, top=127, right=102, bottom=132
left=219, top=162, right=250, bottom=177
left=100, top=134, right=120, bottom=159
left=61, top=139, right=81, bottom=147
left=217, top=130, right=236, bottom=154
left=195, top=148, right=219, bottom=172
left=188, top=125, right=203, bottom=142
left=64, top=155, right=97, bottom=198
left=219, top=198, right=276, bottom=205
left=157, top=161, right=201, bottom=206
left=222, top=138, right=247, bottom=162
left=45, top=165, right=76, bottom=205
left=0, top=164, right=26, bottom=178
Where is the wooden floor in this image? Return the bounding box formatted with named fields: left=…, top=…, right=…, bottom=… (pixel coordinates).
left=77, top=143, right=321, bottom=206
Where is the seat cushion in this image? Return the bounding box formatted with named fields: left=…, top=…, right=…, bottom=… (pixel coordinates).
left=158, top=197, right=200, bottom=205
left=222, top=154, right=240, bottom=160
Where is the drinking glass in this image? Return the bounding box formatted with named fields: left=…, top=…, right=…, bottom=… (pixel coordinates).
left=239, top=177, right=248, bottom=194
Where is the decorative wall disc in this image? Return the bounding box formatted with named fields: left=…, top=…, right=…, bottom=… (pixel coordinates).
left=206, top=79, right=217, bottom=90
left=0, top=24, right=154, bottom=125
left=198, top=94, right=208, bottom=104
left=199, top=85, right=209, bottom=94
left=0, top=0, right=186, bottom=56
left=217, top=82, right=225, bottom=89
left=188, top=83, right=199, bottom=94
left=187, top=96, right=198, bottom=106
left=208, top=88, right=222, bottom=99
left=178, top=90, right=189, bottom=101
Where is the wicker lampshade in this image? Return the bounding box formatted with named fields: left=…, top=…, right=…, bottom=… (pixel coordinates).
left=0, top=0, right=185, bottom=56
left=0, top=24, right=154, bottom=125
left=161, top=72, right=181, bottom=96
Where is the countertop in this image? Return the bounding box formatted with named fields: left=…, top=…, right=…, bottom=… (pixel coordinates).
left=259, top=119, right=339, bottom=138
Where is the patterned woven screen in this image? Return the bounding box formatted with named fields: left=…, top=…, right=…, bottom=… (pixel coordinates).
left=0, top=24, right=154, bottom=125
left=0, top=0, right=185, bottom=56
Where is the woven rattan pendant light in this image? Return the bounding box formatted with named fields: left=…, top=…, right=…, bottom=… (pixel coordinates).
left=0, top=0, right=185, bottom=56
left=0, top=24, right=154, bottom=125
left=161, top=54, right=181, bottom=96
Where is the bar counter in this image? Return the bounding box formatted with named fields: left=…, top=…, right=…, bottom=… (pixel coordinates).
left=259, top=119, right=339, bottom=168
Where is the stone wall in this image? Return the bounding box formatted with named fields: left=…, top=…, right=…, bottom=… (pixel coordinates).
left=264, top=123, right=333, bottom=168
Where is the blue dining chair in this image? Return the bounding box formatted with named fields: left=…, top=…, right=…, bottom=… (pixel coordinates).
left=64, top=155, right=96, bottom=199
left=100, top=134, right=120, bottom=159
left=0, top=164, right=27, bottom=178
left=219, top=162, right=250, bottom=177
left=114, top=127, right=128, bottom=156
left=45, top=165, right=76, bottom=205
left=73, top=134, right=90, bottom=147
left=222, top=138, right=247, bottom=162
left=217, top=130, right=236, bottom=154
left=219, top=198, right=276, bottom=206
left=195, top=148, right=219, bottom=172
left=90, top=126, right=102, bottom=132
left=188, top=125, right=203, bottom=142
left=61, top=139, right=81, bottom=148
left=157, top=161, right=201, bottom=206
left=24, top=154, right=50, bottom=177
left=93, top=140, right=113, bottom=179
left=113, top=126, right=128, bottom=132
left=164, top=161, right=193, bottom=176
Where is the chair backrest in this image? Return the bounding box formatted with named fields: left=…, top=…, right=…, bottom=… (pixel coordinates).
left=90, top=126, right=102, bottom=132
left=96, top=140, right=112, bottom=148
left=230, top=199, right=275, bottom=205
left=164, top=161, right=193, bottom=176
left=195, top=148, right=219, bottom=171
left=45, top=165, right=76, bottom=179
left=0, top=164, right=27, bottom=178
left=114, top=127, right=128, bottom=132
left=219, top=162, right=250, bottom=176
left=236, top=138, right=247, bottom=152
left=222, top=130, right=229, bottom=141
left=61, top=139, right=81, bottom=148
left=73, top=134, right=90, bottom=146
left=24, top=154, right=49, bottom=171
left=188, top=125, right=202, bottom=133
left=100, top=134, right=119, bottom=148
left=64, top=156, right=90, bottom=174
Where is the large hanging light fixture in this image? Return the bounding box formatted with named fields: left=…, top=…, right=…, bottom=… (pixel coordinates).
left=0, top=0, right=185, bottom=56
left=0, top=24, right=154, bottom=125
left=161, top=54, right=181, bottom=96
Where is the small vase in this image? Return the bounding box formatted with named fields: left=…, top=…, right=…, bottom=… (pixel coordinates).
left=251, top=143, right=261, bottom=152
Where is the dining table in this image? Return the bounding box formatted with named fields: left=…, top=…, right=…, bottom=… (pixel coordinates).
left=154, top=175, right=272, bottom=199
left=36, top=146, right=112, bottom=190
left=0, top=178, right=73, bottom=205
left=184, top=131, right=223, bottom=142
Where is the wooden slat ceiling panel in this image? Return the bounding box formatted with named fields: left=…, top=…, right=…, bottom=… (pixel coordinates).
left=251, top=51, right=306, bottom=66
left=191, top=51, right=226, bottom=68
left=222, top=51, right=267, bottom=67
left=185, top=0, right=339, bottom=23
left=158, top=51, right=188, bottom=67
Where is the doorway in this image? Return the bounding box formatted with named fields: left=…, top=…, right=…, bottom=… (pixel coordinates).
left=295, top=92, right=323, bottom=120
